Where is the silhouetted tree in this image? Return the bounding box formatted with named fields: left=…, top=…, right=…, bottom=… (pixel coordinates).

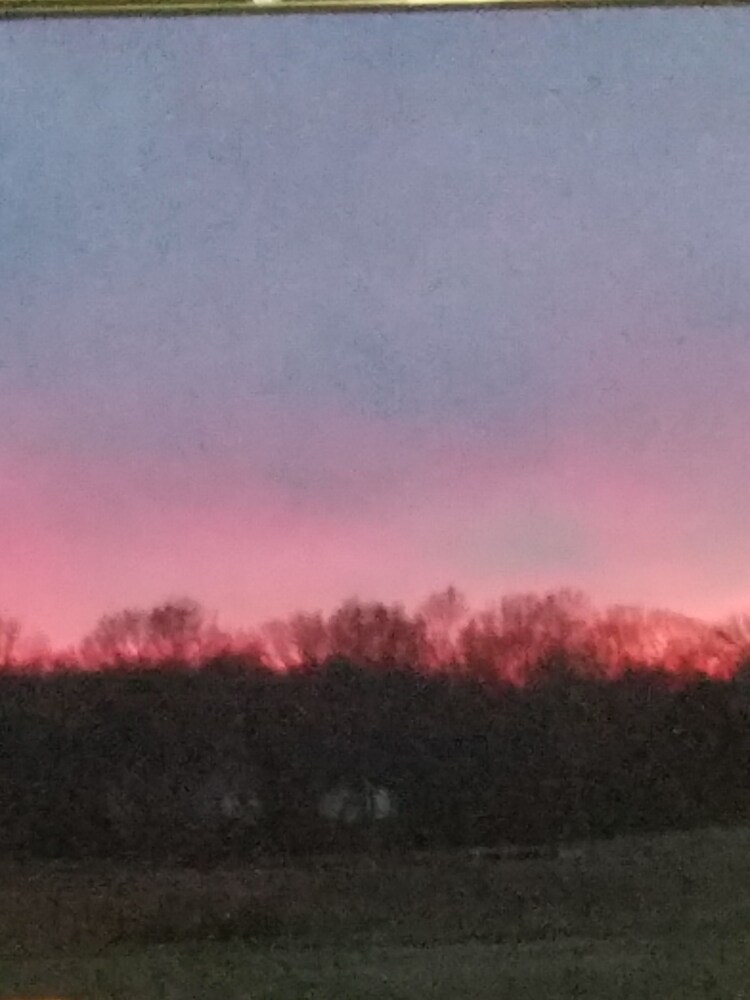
left=80, top=598, right=229, bottom=668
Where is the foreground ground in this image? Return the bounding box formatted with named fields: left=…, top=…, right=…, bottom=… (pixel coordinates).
left=1, top=826, right=750, bottom=998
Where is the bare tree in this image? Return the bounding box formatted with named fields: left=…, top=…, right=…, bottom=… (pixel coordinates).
left=258, top=618, right=297, bottom=670
left=417, top=586, right=469, bottom=669
left=80, top=607, right=152, bottom=666
left=288, top=611, right=330, bottom=666
left=146, top=598, right=226, bottom=664
left=80, top=598, right=228, bottom=667
left=327, top=598, right=427, bottom=668
left=0, top=613, right=21, bottom=668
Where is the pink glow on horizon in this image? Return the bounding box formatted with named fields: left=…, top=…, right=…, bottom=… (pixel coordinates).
left=3, top=390, right=750, bottom=648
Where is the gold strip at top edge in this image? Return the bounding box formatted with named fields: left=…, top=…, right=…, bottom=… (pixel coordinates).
left=1, top=0, right=748, bottom=16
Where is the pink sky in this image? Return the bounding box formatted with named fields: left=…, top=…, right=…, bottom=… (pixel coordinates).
left=4, top=386, right=749, bottom=647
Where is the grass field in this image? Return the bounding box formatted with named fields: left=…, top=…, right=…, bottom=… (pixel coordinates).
left=1, top=826, right=750, bottom=998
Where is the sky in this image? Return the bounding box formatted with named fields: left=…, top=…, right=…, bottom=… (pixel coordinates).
left=3, top=8, right=750, bottom=648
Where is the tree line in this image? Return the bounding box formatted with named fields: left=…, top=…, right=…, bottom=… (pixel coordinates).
left=4, top=586, right=750, bottom=678
left=1, top=587, right=750, bottom=862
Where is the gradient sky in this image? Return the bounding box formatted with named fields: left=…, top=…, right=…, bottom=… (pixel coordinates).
left=3, top=8, right=750, bottom=647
